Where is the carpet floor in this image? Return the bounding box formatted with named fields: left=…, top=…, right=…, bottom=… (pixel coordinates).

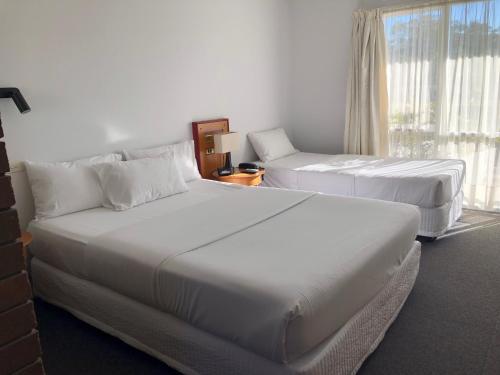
left=35, top=217, right=500, bottom=375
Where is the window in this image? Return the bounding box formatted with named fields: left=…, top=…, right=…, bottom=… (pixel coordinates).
left=384, top=0, right=500, bottom=211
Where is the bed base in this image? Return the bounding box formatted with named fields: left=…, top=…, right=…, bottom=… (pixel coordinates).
left=417, top=191, right=463, bottom=238
left=31, top=242, right=421, bottom=375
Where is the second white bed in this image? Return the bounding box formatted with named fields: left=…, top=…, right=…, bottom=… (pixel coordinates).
left=258, top=152, right=465, bottom=237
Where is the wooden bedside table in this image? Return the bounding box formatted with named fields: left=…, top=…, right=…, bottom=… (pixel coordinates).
left=212, top=168, right=265, bottom=186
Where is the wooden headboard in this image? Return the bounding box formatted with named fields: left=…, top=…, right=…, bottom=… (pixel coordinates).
left=192, top=118, right=230, bottom=179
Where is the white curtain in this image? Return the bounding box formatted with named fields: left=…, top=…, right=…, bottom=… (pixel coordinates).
left=384, top=0, right=500, bottom=211
left=345, top=9, right=389, bottom=156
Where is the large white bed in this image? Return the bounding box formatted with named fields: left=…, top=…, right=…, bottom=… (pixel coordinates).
left=257, top=152, right=465, bottom=238
left=29, top=179, right=421, bottom=375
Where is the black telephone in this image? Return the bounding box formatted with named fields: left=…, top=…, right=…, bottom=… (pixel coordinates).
left=239, top=163, right=260, bottom=174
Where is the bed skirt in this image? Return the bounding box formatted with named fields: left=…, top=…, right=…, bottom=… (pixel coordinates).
left=418, top=191, right=463, bottom=237
left=31, top=241, right=421, bottom=375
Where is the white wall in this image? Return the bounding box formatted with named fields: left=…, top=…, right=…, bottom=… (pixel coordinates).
left=0, top=0, right=291, bottom=164
left=0, top=0, right=291, bottom=227
left=360, top=0, right=425, bottom=9
left=289, top=0, right=359, bottom=154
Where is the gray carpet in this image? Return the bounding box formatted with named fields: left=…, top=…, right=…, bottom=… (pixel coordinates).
left=439, top=209, right=500, bottom=239
left=35, top=220, right=500, bottom=375
left=359, top=220, right=500, bottom=375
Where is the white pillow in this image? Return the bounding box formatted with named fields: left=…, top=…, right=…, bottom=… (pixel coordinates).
left=247, top=128, right=298, bottom=162
left=93, top=157, right=189, bottom=211
left=25, top=153, right=122, bottom=219
left=123, top=140, right=201, bottom=182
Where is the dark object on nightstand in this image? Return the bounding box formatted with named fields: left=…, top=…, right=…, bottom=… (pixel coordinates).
left=238, top=162, right=260, bottom=174
left=0, top=88, right=45, bottom=375
left=217, top=168, right=233, bottom=177
left=241, top=168, right=259, bottom=174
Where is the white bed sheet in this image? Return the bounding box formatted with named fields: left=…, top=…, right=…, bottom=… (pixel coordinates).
left=258, top=153, right=465, bottom=208
left=28, top=179, right=242, bottom=278
left=29, top=179, right=420, bottom=364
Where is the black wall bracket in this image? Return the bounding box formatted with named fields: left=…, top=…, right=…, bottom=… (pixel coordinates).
left=0, top=88, right=31, bottom=114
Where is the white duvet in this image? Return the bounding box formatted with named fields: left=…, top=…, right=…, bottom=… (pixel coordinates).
left=259, top=153, right=465, bottom=208
left=30, top=181, right=420, bottom=364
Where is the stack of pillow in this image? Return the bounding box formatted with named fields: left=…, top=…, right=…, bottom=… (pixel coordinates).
left=25, top=140, right=201, bottom=220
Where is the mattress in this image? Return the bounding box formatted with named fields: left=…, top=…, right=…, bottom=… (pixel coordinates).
left=32, top=241, right=421, bottom=375
left=258, top=152, right=465, bottom=208
left=29, top=179, right=420, bottom=365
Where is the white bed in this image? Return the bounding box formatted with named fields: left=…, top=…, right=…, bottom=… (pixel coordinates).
left=29, top=179, right=421, bottom=375
left=257, top=152, right=465, bottom=238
